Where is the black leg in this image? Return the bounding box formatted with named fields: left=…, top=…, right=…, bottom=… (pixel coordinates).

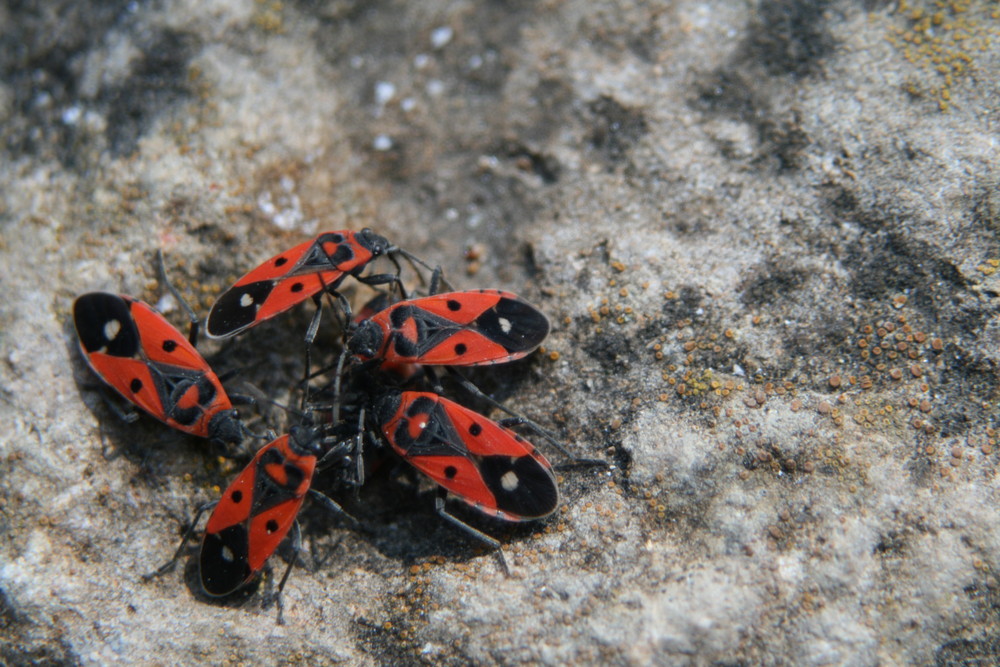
left=227, top=393, right=257, bottom=409
left=393, top=248, right=453, bottom=292
left=427, top=266, right=444, bottom=296
left=307, top=487, right=361, bottom=530
left=356, top=272, right=408, bottom=300
left=142, top=500, right=217, bottom=581
left=95, top=388, right=140, bottom=424
left=272, top=520, right=302, bottom=625
left=434, top=488, right=510, bottom=576
left=157, top=249, right=201, bottom=347
left=328, top=349, right=351, bottom=425
left=216, top=367, right=242, bottom=383
left=322, top=289, right=353, bottom=332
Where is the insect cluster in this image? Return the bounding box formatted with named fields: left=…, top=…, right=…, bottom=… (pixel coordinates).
left=72, top=228, right=568, bottom=620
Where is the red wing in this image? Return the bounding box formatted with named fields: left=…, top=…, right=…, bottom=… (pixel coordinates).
left=204, top=442, right=266, bottom=534
left=404, top=291, right=507, bottom=325
left=252, top=272, right=342, bottom=321
left=87, top=354, right=167, bottom=420
left=230, top=237, right=319, bottom=285
left=381, top=392, right=559, bottom=520
left=246, top=497, right=307, bottom=571
left=74, top=292, right=207, bottom=371
left=206, top=231, right=378, bottom=338
left=128, top=299, right=209, bottom=369
left=406, top=454, right=497, bottom=507
left=406, top=329, right=511, bottom=365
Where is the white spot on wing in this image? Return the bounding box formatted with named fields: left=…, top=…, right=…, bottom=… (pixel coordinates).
left=103, top=319, right=121, bottom=341
left=240, top=293, right=254, bottom=308
left=498, top=317, right=512, bottom=334
left=221, top=545, right=234, bottom=562
left=500, top=470, right=519, bottom=492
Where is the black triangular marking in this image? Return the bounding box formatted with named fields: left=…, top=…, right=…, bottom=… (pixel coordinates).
left=388, top=306, right=461, bottom=358
left=291, top=234, right=352, bottom=274
left=393, top=398, right=467, bottom=457
left=249, top=448, right=301, bottom=516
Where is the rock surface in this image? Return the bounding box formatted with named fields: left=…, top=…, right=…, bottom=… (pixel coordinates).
left=2, top=0, right=998, bottom=664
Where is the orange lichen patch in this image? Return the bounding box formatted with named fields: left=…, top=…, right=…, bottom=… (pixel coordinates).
left=977, top=258, right=999, bottom=276
left=253, top=0, right=286, bottom=33
left=885, top=0, right=1000, bottom=110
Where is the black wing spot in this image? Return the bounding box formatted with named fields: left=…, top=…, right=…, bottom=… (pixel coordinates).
left=474, top=298, right=550, bottom=352
left=454, top=343, right=468, bottom=356
left=444, top=465, right=458, bottom=479
left=469, top=422, right=482, bottom=436
left=274, top=256, right=288, bottom=267
left=73, top=293, right=141, bottom=356
left=207, top=280, right=276, bottom=337
left=200, top=524, right=251, bottom=596
left=265, top=519, right=279, bottom=534
left=446, top=299, right=461, bottom=311
left=130, top=378, right=143, bottom=393
left=231, top=490, right=243, bottom=504
left=480, top=455, right=558, bottom=518
left=290, top=282, right=304, bottom=293
left=162, top=339, right=178, bottom=353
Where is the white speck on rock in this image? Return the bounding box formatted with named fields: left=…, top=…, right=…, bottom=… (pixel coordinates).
left=430, top=26, right=453, bottom=49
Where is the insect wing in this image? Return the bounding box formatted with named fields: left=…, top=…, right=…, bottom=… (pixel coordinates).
left=378, top=392, right=559, bottom=520
left=128, top=298, right=208, bottom=368
left=200, top=435, right=317, bottom=596
left=207, top=231, right=378, bottom=338
left=372, top=291, right=550, bottom=366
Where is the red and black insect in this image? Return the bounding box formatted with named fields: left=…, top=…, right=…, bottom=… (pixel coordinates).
left=73, top=292, right=244, bottom=447
left=207, top=228, right=412, bottom=339
left=147, top=423, right=356, bottom=621
left=200, top=425, right=329, bottom=597
left=371, top=390, right=559, bottom=523
left=348, top=290, right=550, bottom=368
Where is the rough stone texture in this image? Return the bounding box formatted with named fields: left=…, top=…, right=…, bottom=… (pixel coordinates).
left=2, top=0, right=999, bottom=664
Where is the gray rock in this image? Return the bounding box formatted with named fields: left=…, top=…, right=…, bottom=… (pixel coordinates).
left=2, top=0, right=998, bottom=664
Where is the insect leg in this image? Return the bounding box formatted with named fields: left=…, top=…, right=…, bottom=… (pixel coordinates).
left=392, top=248, right=453, bottom=292
left=92, top=386, right=140, bottom=424
left=427, top=265, right=444, bottom=296
left=142, top=500, right=218, bottom=581
left=272, top=520, right=302, bottom=626
left=356, top=272, right=409, bottom=300
left=307, top=487, right=361, bottom=530
left=157, top=249, right=202, bottom=347
left=434, top=489, right=510, bottom=576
